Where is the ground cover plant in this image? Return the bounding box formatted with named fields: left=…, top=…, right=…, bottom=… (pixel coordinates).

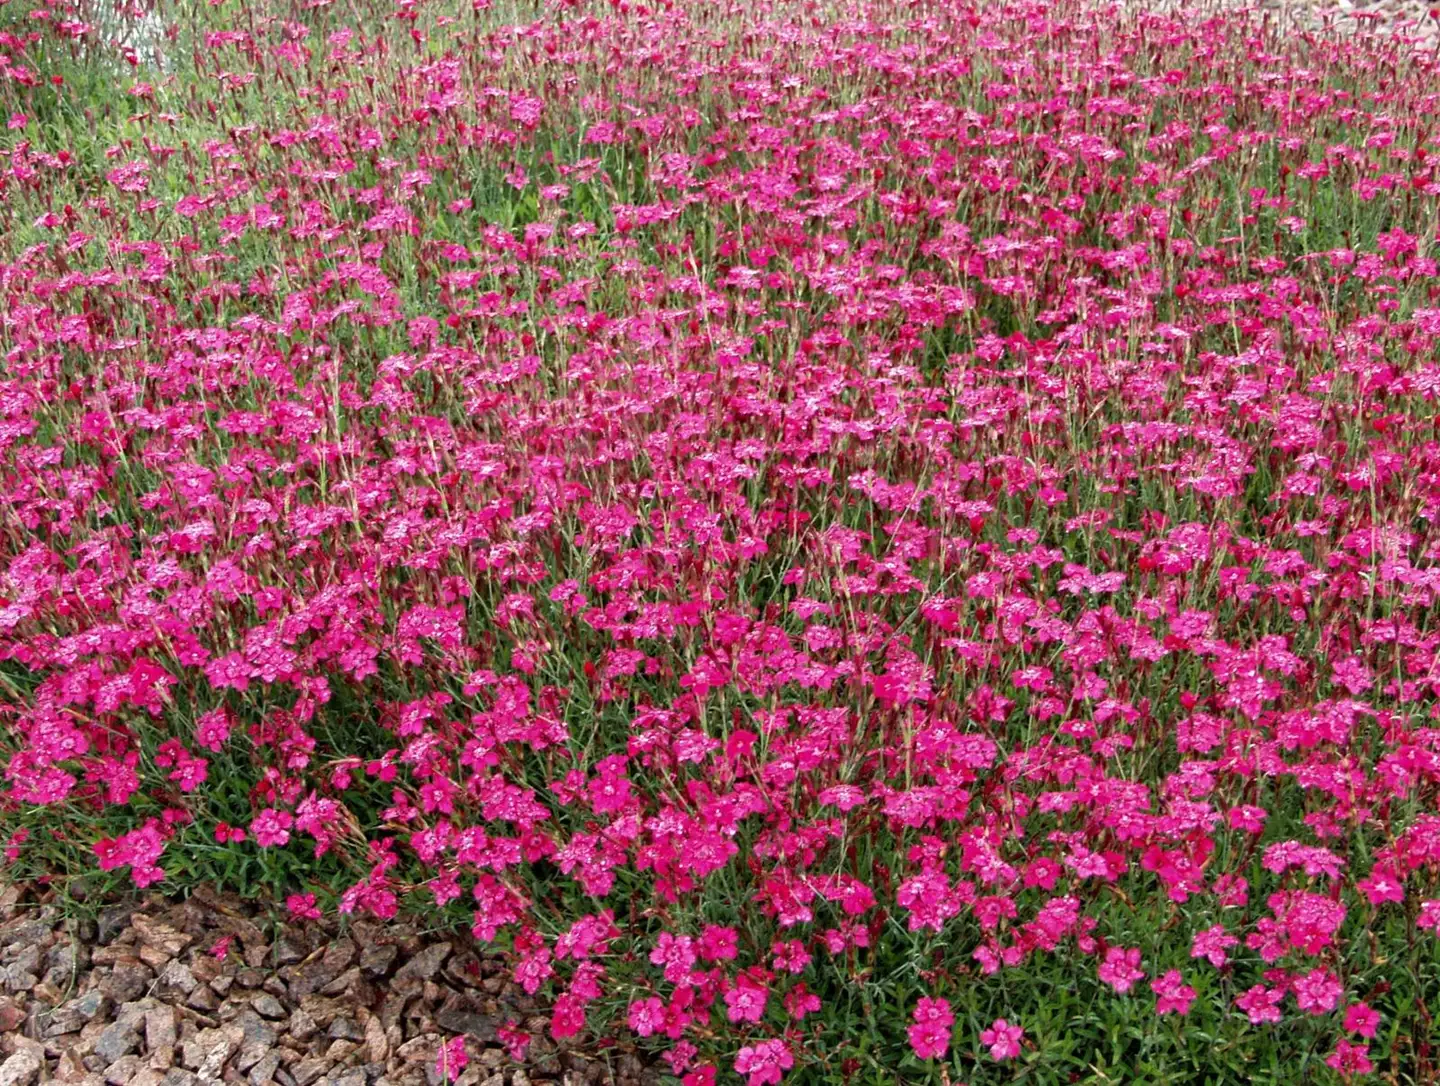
left=2, top=0, right=1440, bottom=1080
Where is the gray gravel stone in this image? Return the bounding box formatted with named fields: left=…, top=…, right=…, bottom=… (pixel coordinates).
left=246, top=1050, right=281, bottom=1086
left=101, top=960, right=152, bottom=1003
left=146, top=1007, right=178, bottom=1051
left=45, top=990, right=112, bottom=1036
left=0, top=1049, right=41, bottom=1086
left=359, top=944, right=398, bottom=979
left=104, top=1055, right=143, bottom=1085
left=292, top=1056, right=330, bottom=1086
left=0, top=894, right=589, bottom=1086
left=271, top=934, right=308, bottom=968
left=393, top=944, right=450, bottom=985
left=93, top=1022, right=140, bottom=1065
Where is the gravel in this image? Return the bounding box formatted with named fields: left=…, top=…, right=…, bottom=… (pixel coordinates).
left=1133, top=0, right=1440, bottom=45
left=0, top=886, right=656, bottom=1086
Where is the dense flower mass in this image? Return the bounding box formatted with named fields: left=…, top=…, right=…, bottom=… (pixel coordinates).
left=3, top=0, right=1440, bottom=1079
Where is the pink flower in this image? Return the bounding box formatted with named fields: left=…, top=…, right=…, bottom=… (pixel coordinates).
left=435, top=1037, right=467, bottom=1083
left=204, top=651, right=252, bottom=693
left=1192, top=925, right=1238, bottom=968
left=980, top=1018, right=1023, bottom=1061
left=907, top=997, right=953, bottom=1060
left=1326, top=1040, right=1373, bottom=1076
left=93, top=822, right=166, bottom=889
left=195, top=708, right=232, bottom=752
left=587, top=755, right=632, bottom=814
left=1213, top=875, right=1249, bottom=909
left=664, top=1042, right=698, bottom=1075
left=497, top=1021, right=530, bottom=1063
left=1098, top=946, right=1145, bottom=993
left=250, top=808, right=293, bottom=847
left=724, top=976, right=769, bottom=1024
left=1419, top=899, right=1440, bottom=931
left=733, top=1038, right=793, bottom=1086
left=1293, top=968, right=1343, bottom=1015
left=784, top=983, right=821, bottom=1021
left=771, top=939, right=811, bottom=974
left=1, top=4, right=1437, bottom=1075
left=1357, top=870, right=1404, bottom=907
left=699, top=925, right=739, bottom=962
left=1152, top=969, right=1196, bottom=1016
left=214, top=822, right=246, bottom=845
left=549, top=993, right=586, bottom=1040
left=1344, top=1003, right=1380, bottom=1039
left=1228, top=805, right=1268, bottom=834
left=285, top=893, right=322, bottom=921
left=628, top=997, right=665, bottom=1038
left=4, top=829, right=28, bottom=863
left=651, top=932, right=698, bottom=983
left=1236, top=984, right=1285, bottom=1025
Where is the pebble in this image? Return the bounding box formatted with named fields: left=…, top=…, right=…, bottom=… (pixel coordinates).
left=393, top=944, right=450, bottom=985
left=247, top=1051, right=281, bottom=1086
left=92, top=1022, right=139, bottom=1066
left=100, top=960, right=152, bottom=1003
left=103, top=1054, right=142, bottom=1085
left=359, top=944, right=398, bottom=980
left=145, top=1007, right=178, bottom=1051
left=0, top=1050, right=41, bottom=1086
left=287, top=1007, right=319, bottom=1042
left=291, top=1057, right=330, bottom=1086
left=44, top=991, right=112, bottom=1036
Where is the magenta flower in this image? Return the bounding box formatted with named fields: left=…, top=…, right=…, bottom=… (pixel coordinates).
left=784, top=984, right=821, bottom=1022
left=1293, top=968, right=1343, bottom=1016
left=907, top=997, right=954, bottom=1060
left=699, top=925, right=739, bottom=962
left=723, top=977, right=769, bottom=1024
left=1326, top=1040, right=1373, bottom=1076
left=980, top=1018, right=1024, bottom=1062
left=1191, top=925, right=1238, bottom=968
left=650, top=932, right=698, bottom=984
left=549, top=993, right=586, bottom=1040
left=1, top=0, right=1438, bottom=1073
left=1098, top=946, right=1145, bottom=994
left=1152, top=970, right=1196, bottom=1016
left=194, top=708, right=232, bottom=752
left=628, top=997, right=665, bottom=1038
left=1344, top=1003, right=1380, bottom=1039
left=733, top=1039, right=793, bottom=1086
left=1236, top=985, right=1285, bottom=1026
left=434, top=1037, right=467, bottom=1083
left=93, top=822, right=165, bottom=888
left=285, top=893, right=322, bottom=921
left=250, top=808, right=293, bottom=848
left=496, top=1021, right=530, bottom=1064
left=1357, top=870, right=1405, bottom=907
left=1419, top=900, right=1440, bottom=932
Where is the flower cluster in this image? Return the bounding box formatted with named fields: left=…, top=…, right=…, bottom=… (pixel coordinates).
left=3, top=0, right=1440, bottom=1079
